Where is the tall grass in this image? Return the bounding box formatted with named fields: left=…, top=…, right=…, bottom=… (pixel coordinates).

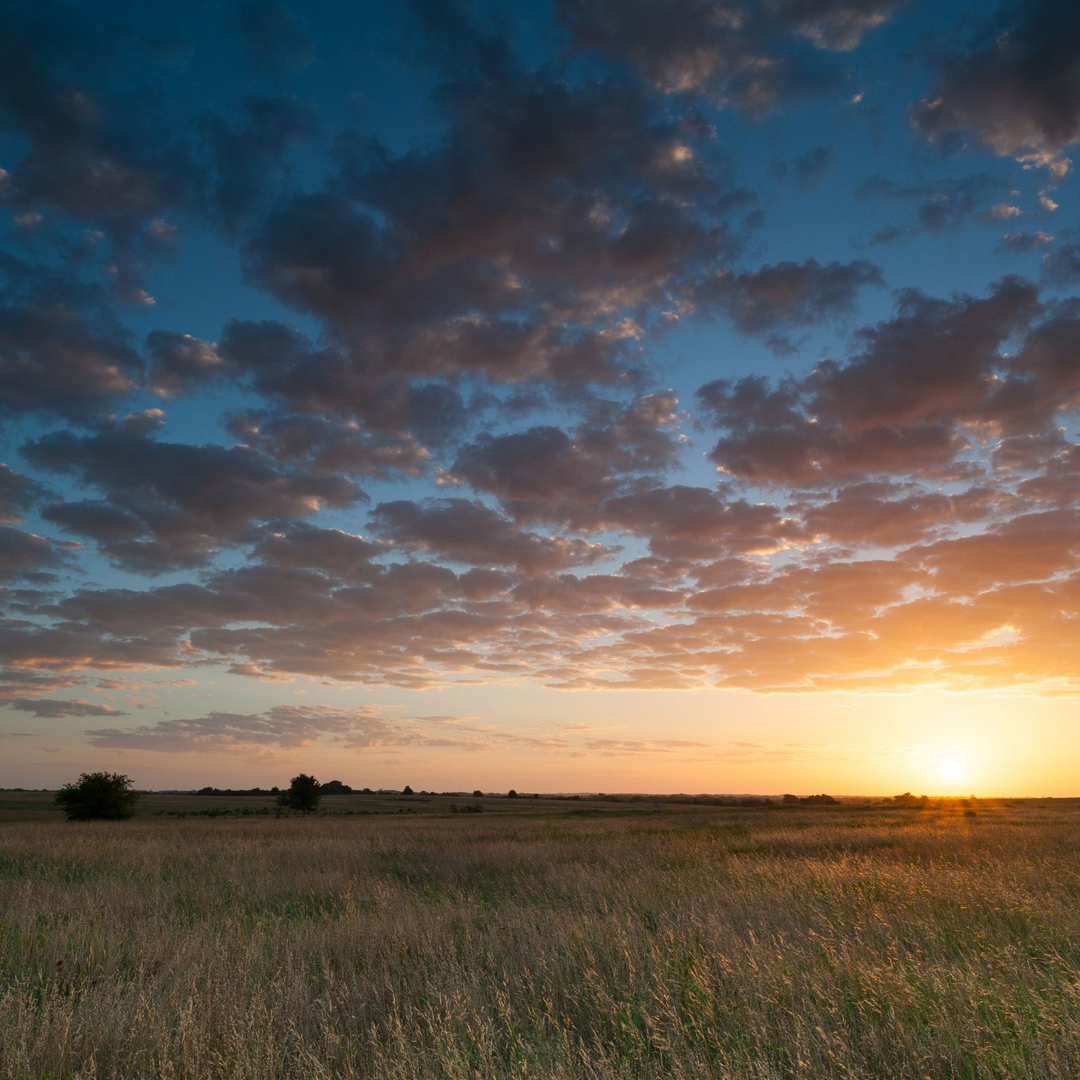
left=2, top=805, right=1079, bottom=1078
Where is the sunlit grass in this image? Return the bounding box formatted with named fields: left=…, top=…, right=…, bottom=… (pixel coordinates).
left=1, top=802, right=1079, bottom=1078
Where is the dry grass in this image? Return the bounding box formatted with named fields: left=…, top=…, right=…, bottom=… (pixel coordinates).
left=2, top=802, right=1080, bottom=1079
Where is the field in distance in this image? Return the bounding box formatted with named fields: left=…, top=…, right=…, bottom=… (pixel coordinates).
left=2, top=799, right=1079, bottom=1078
left=0, top=789, right=875, bottom=824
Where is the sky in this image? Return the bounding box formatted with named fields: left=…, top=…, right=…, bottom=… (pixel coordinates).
left=0, top=0, right=1078, bottom=796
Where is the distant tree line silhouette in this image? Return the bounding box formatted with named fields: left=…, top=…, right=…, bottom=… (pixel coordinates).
left=61, top=770, right=981, bottom=823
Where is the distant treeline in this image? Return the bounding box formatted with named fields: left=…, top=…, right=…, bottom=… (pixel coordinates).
left=193, top=780, right=363, bottom=796
left=14, top=785, right=982, bottom=806
left=182, top=785, right=839, bottom=805
left=162, top=788, right=867, bottom=806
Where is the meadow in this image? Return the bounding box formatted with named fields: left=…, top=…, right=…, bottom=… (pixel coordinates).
left=1, top=794, right=1079, bottom=1079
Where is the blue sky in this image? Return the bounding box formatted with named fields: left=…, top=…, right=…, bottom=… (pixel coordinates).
left=1, top=0, right=1078, bottom=794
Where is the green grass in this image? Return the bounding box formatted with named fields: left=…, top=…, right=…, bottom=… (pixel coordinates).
left=1, top=800, right=1079, bottom=1078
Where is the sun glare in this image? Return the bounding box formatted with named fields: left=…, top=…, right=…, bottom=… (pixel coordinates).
left=938, top=757, right=965, bottom=786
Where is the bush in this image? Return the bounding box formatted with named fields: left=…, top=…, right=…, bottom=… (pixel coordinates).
left=277, top=774, right=321, bottom=814
left=55, top=772, right=140, bottom=821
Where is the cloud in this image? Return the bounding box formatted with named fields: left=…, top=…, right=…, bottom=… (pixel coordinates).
left=0, top=525, right=70, bottom=582
left=0, top=0, right=1076, bottom=709
left=225, top=412, right=430, bottom=478
left=583, top=486, right=802, bottom=559
left=5, top=697, right=126, bottom=718
left=234, top=1, right=316, bottom=75
left=0, top=464, right=47, bottom=524
left=26, top=420, right=363, bottom=572
left=248, top=522, right=384, bottom=583
left=452, top=393, right=683, bottom=523
left=0, top=254, right=143, bottom=418
left=204, top=95, right=319, bottom=230
left=556, top=0, right=901, bottom=115
left=997, top=230, right=1054, bottom=253
left=0, top=2, right=200, bottom=229
left=855, top=173, right=1003, bottom=243
left=145, top=331, right=225, bottom=398
left=85, top=703, right=490, bottom=754
left=370, top=498, right=613, bottom=574
left=235, top=0, right=758, bottom=387
left=1041, top=241, right=1080, bottom=285
left=212, top=321, right=474, bottom=444
left=697, top=277, right=1046, bottom=483
left=695, top=258, right=883, bottom=349
left=793, top=144, right=837, bottom=189
left=911, top=0, right=1080, bottom=174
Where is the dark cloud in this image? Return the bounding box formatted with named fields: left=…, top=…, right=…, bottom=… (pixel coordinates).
left=0, top=0, right=1076, bottom=706
left=694, top=258, right=883, bottom=349
left=0, top=1, right=200, bottom=227
left=583, top=486, right=802, bottom=559
left=794, top=481, right=997, bottom=547
left=912, top=0, right=1080, bottom=174
left=203, top=95, right=318, bottom=229
left=225, top=412, right=429, bottom=477
left=452, top=393, right=682, bottom=522
left=855, top=173, right=1004, bottom=243
left=768, top=0, right=904, bottom=52
left=370, top=498, right=612, bottom=574
left=0, top=254, right=143, bottom=418
left=556, top=0, right=901, bottom=115
left=697, top=277, right=1044, bottom=483
left=1041, top=241, right=1080, bottom=285
left=0, top=1, right=324, bottom=323
left=25, top=419, right=363, bottom=572
left=0, top=525, right=70, bottom=581
left=214, top=320, right=473, bottom=443
left=234, top=1, right=317, bottom=75
left=454, top=425, right=616, bottom=516
left=0, top=464, right=48, bottom=524
left=238, top=0, right=753, bottom=386
left=248, top=522, right=384, bottom=583
left=5, top=697, right=126, bottom=718
left=145, top=331, right=224, bottom=398
left=793, top=144, right=837, bottom=189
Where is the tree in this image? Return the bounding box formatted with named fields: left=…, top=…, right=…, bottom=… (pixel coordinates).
left=402, top=784, right=414, bottom=795
left=507, top=789, right=518, bottom=798
left=55, top=772, right=140, bottom=821
left=277, top=773, right=321, bottom=814
left=321, top=780, right=352, bottom=794
left=472, top=789, right=483, bottom=797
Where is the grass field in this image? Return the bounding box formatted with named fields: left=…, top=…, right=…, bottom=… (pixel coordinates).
left=2, top=795, right=1079, bottom=1079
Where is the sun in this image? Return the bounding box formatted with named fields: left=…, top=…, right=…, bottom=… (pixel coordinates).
left=938, top=757, right=965, bottom=786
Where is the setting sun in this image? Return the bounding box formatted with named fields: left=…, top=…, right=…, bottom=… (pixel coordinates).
left=938, top=757, right=966, bottom=786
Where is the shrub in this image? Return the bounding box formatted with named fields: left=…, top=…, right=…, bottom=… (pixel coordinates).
left=277, top=774, right=322, bottom=814
left=55, top=772, right=140, bottom=821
